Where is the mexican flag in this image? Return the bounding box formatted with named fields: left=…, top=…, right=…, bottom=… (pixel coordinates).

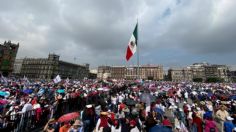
left=126, top=23, right=138, bottom=61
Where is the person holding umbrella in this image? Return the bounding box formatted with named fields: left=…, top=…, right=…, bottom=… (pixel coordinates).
left=59, top=121, right=71, bottom=132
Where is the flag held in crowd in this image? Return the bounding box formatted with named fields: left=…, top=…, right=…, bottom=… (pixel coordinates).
left=53, top=75, right=61, bottom=83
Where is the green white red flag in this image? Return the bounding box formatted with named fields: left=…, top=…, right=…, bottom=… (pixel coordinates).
left=126, top=23, right=138, bottom=61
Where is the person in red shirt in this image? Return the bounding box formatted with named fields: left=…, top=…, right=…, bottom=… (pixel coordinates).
left=192, top=113, right=203, bottom=132
left=31, top=97, right=38, bottom=105
left=162, top=116, right=172, bottom=128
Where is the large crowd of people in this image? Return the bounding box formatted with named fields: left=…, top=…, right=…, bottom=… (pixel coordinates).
left=0, top=77, right=236, bottom=132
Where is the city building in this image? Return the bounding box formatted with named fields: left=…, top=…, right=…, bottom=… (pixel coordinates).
left=97, top=65, right=163, bottom=80
left=167, top=63, right=230, bottom=82
left=229, top=71, right=236, bottom=82
left=0, top=41, right=19, bottom=76
left=111, top=66, right=126, bottom=79
left=189, top=63, right=207, bottom=80
left=89, top=69, right=98, bottom=79
left=19, top=54, right=89, bottom=79
left=97, top=66, right=111, bottom=79
left=168, top=67, right=193, bottom=82
left=12, top=59, right=23, bottom=76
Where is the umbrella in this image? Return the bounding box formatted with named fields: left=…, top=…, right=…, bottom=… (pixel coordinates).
left=125, top=99, right=137, bottom=106
left=23, top=89, right=33, bottom=94
left=103, top=88, right=110, bottom=92
left=37, top=88, right=45, bottom=96
left=0, top=99, right=8, bottom=105
left=0, top=91, right=10, bottom=97
left=154, top=108, right=164, bottom=115
left=57, top=89, right=65, bottom=94
left=192, top=91, right=197, bottom=95
left=57, top=112, right=80, bottom=122
left=97, top=88, right=103, bottom=91
left=230, top=95, right=236, bottom=100
left=140, top=93, right=152, bottom=103
left=149, top=125, right=172, bottom=132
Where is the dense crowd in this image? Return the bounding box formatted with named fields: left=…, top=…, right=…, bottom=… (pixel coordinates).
left=0, top=77, right=236, bottom=132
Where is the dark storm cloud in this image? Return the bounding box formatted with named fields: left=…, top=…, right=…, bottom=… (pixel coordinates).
left=0, top=0, right=235, bottom=68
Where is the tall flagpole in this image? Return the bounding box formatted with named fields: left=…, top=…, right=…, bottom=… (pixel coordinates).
left=137, top=19, right=140, bottom=79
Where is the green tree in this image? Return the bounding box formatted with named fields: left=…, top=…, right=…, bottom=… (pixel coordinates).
left=206, top=77, right=224, bottom=83
left=193, top=78, right=203, bottom=82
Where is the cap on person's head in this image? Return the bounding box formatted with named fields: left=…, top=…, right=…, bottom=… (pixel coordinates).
left=100, top=112, right=109, bottom=116
left=200, top=101, right=205, bottom=105
left=73, top=120, right=82, bottom=126
left=226, top=116, right=234, bottom=121
left=86, top=104, right=93, bottom=108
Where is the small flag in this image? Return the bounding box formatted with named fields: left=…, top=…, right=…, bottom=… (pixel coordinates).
left=0, top=74, right=8, bottom=86
left=53, top=75, right=61, bottom=84
left=65, top=77, right=70, bottom=84
left=126, top=23, right=138, bottom=61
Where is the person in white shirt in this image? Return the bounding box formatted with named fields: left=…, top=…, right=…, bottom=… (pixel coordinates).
left=184, top=92, right=188, bottom=101
left=130, top=120, right=139, bottom=132
left=111, top=120, right=121, bottom=132
left=118, top=94, right=124, bottom=103
left=21, top=99, right=33, bottom=113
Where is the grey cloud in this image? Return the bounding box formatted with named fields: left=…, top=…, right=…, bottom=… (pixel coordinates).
left=0, top=0, right=235, bottom=68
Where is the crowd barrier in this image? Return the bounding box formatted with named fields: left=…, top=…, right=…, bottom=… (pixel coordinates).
left=0, top=96, right=87, bottom=132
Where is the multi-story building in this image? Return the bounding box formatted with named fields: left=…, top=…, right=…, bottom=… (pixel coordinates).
left=19, top=54, right=89, bottom=79
left=97, top=66, right=111, bottom=79
left=204, top=65, right=218, bottom=78
left=89, top=69, right=97, bottom=79
left=111, top=66, right=126, bottom=79
left=168, top=67, right=193, bottom=82
left=204, top=65, right=229, bottom=81
left=12, top=59, right=23, bottom=76
left=0, top=41, right=19, bottom=76
left=215, top=65, right=229, bottom=82
left=168, top=63, right=229, bottom=82
left=97, top=65, right=163, bottom=80
left=229, top=71, right=236, bottom=82
left=189, top=63, right=208, bottom=80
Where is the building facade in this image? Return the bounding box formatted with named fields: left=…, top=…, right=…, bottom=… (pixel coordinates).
left=0, top=41, right=19, bottom=76
left=97, top=66, right=111, bottom=79
left=189, top=63, right=207, bottom=80
left=168, top=63, right=230, bottom=82
left=88, top=69, right=97, bottom=79
left=97, top=65, right=164, bottom=80
left=215, top=65, right=229, bottom=82
left=229, top=71, right=236, bottom=82
left=168, top=67, right=193, bottom=82
left=12, top=59, right=23, bottom=76
left=19, top=54, right=89, bottom=79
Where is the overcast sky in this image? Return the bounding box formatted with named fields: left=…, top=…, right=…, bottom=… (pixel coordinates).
left=0, top=0, right=236, bottom=69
